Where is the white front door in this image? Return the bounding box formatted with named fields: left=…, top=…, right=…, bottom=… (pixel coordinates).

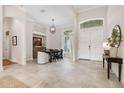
left=78, top=26, right=103, bottom=61
left=90, top=27, right=103, bottom=61
left=78, top=28, right=90, bottom=60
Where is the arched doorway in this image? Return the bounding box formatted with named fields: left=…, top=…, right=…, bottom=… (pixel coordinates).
left=63, top=30, right=73, bottom=58
left=3, top=17, right=26, bottom=66
left=3, top=17, right=13, bottom=66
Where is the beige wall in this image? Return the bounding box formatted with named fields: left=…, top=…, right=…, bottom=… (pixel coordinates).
left=0, top=6, right=3, bottom=71
left=46, top=27, right=62, bottom=49
left=61, top=26, right=73, bottom=50
left=77, top=6, right=108, bottom=60
left=25, top=19, right=33, bottom=61
left=3, top=17, right=12, bottom=60
left=78, top=6, right=108, bottom=41
left=3, top=6, right=26, bottom=65
left=26, top=17, right=46, bottom=61
left=2, top=6, right=47, bottom=62
left=4, top=6, right=26, bottom=23
left=107, top=5, right=124, bottom=84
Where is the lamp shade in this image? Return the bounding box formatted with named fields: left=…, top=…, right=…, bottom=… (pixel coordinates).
left=50, top=25, right=56, bottom=34
left=103, top=42, right=110, bottom=50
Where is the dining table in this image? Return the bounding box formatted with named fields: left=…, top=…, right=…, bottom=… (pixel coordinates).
left=42, top=49, right=62, bottom=62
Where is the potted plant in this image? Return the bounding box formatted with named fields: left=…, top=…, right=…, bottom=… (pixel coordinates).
left=107, top=25, right=121, bottom=57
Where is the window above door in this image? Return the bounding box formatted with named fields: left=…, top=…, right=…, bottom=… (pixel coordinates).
left=80, top=19, right=103, bottom=29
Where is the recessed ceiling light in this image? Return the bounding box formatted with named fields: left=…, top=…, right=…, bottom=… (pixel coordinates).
left=40, top=9, right=46, bottom=13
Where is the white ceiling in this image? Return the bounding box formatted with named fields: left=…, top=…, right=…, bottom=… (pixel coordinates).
left=23, top=5, right=103, bottom=28
left=73, top=5, right=102, bottom=13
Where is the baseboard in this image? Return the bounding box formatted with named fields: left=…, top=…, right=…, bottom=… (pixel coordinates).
left=10, top=59, right=26, bottom=65
left=26, top=58, right=33, bottom=61
left=19, top=62, right=26, bottom=65
left=0, top=66, right=3, bottom=72
left=78, top=58, right=102, bottom=62
left=78, top=58, right=90, bottom=61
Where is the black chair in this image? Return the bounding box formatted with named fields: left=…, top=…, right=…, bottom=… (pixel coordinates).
left=53, top=49, right=59, bottom=61
left=59, top=49, right=63, bottom=59
left=49, top=49, right=63, bottom=62
left=49, top=50, right=55, bottom=62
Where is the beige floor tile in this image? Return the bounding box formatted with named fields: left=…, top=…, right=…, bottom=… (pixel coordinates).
left=0, top=58, right=123, bottom=88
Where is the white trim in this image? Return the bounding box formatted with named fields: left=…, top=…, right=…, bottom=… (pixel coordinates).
left=19, top=62, right=26, bottom=65
left=10, top=59, right=26, bottom=65
left=33, top=31, right=46, bottom=36
left=26, top=57, right=33, bottom=61
left=79, top=18, right=104, bottom=25
left=0, top=6, right=3, bottom=72
left=0, top=67, right=3, bottom=72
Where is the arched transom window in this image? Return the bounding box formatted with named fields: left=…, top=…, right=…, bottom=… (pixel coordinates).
left=80, top=19, right=103, bottom=29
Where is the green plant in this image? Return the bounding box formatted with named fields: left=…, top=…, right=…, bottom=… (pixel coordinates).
left=107, top=28, right=121, bottom=47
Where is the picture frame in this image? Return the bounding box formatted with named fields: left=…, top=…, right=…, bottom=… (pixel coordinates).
left=12, top=36, right=17, bottom=46
left=33, top=37, right=42, bottom=46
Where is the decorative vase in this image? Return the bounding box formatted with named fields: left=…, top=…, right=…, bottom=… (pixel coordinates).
left=110, top=47, right=118, bottom=57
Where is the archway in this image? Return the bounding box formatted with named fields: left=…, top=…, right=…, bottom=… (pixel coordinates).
left=2, top=17, right=26, bottom=66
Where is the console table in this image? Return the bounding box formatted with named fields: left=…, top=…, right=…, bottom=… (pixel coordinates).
left=103, top=55, right=123, bottom=81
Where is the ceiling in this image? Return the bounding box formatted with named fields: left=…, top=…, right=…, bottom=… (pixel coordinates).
left=73, top=5, right=102, bottom=13
left=23, top=5, right=103, bottom=28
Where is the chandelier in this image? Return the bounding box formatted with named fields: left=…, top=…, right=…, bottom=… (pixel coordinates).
left=50, top=18, right=56, bottom=34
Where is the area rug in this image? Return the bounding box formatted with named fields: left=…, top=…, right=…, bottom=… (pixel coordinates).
left=0, top=75, right=29, bottom=88
left=3, top=59, right=15, bottom=66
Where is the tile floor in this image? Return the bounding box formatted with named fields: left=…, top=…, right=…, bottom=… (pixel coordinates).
left=0, top=58, right=124, bottom=88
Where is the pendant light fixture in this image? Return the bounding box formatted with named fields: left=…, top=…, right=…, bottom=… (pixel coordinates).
left=50, top=18, right=56, bottom=34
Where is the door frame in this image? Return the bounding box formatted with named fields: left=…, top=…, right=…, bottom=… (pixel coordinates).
left=63, top=30, right=73, bottom=58
left=78, top=18, right=104, bottom=61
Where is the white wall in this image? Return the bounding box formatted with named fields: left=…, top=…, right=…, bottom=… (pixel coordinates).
left=4, top=6, right=26, bottom=23
left=11, top=19, right=26, bottom=64
left=45, top=9, right=76, bottom=59
left=3, top=6, right=26, bottom=65
left=46, top=27, right=62, bottom=49
left=77, top=6, right=108, bottom=59
left=45, top=7, right=75, bottom=52
left=72, top=11, right=78, bottom=61
left=0, top=6, right=3, bottom=71
left=26, top=17, right=46, bottom=61
left=3, top=6, right=47, bottom=62
left=78, top=6, right=108, bottom=41
left=3, top=17, right=12, bottom=60
left=107, top=6, right=124, bottom=84
left=32, top=22, right=46, bottom=34
left=61, top=25, right=73, bottom=50
left=25, top=19, right=33, bottom=61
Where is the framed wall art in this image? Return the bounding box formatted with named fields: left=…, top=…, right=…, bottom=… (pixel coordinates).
left=12, top=36, right=17, bottom=46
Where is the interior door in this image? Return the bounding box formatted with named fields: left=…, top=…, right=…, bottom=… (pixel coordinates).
left=90, top=27, right=103, bottom=61
left=78, top=28, right=90, bottom=60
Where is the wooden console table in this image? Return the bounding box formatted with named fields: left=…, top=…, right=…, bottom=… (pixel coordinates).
left=103, top=55, right=123, bottom=81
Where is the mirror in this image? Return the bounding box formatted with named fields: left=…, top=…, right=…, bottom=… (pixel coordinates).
left=107, top=25, right=122, bottom=48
